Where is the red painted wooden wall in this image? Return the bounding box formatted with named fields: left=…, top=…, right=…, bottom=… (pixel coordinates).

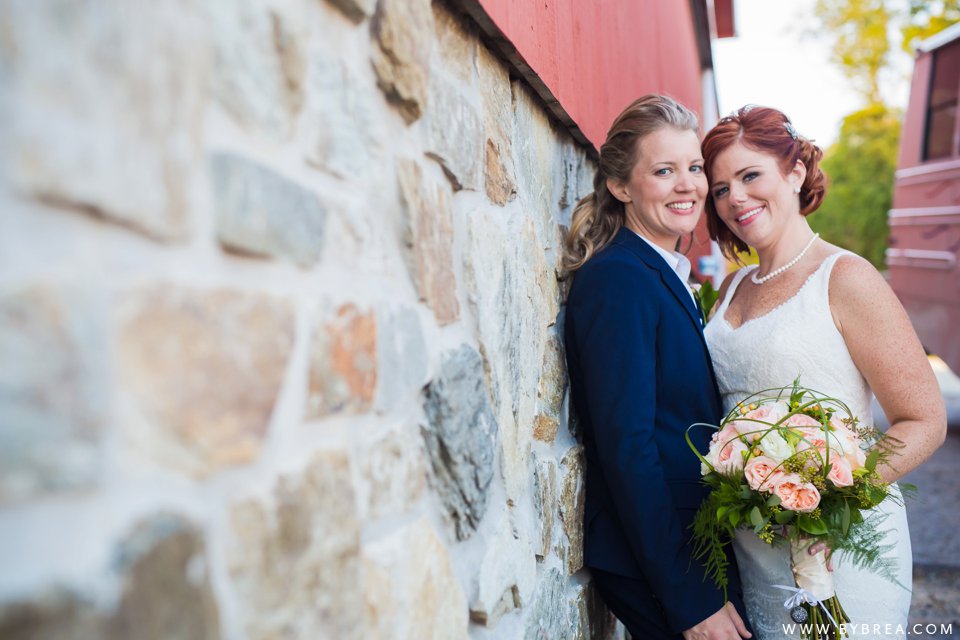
left=473, top=0, right=706, bottom=149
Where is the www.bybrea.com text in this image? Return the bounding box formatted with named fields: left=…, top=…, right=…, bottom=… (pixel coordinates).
left=783, top=623, right=954, bottom=636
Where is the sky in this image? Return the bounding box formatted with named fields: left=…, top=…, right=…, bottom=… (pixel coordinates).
left=711, top=0, right=914, bottom=149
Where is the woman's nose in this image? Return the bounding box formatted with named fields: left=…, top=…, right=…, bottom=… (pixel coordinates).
left=730, top=183, right=747, bottom=203
left=676, top=172, right=695, bottom=191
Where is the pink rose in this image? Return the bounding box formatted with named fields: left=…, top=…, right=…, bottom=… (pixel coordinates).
left=794, top=427, right=828, bottom=452
left=713, top=422, right=741, bottom=446
left=743, top=405, right=785, bottom=422
left=773, top=474, right=821, bottom=512
left=827, top=457, right=854, bottom=487
left=713, top=437, right=749, bottom=474
left=729, top=423, right=763, bottom=444
left=794, top=427, right=829, bottom=467
left=846, top=446, right=867, bottom=470
left=831, top=424, right=867, bottom=469
left=733, top=404, right=787, bottom=442
left=743, top=456, right=785, bottom=492
left=784, top=413, right=822, bottom=428
left=794, top=425, right=867, bottom=470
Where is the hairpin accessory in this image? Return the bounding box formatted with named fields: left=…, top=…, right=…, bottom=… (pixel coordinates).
left=784, top=121, right=798, bottom=140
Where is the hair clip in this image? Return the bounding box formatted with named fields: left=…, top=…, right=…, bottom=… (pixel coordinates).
left=784, top=121, right=798, bottom=140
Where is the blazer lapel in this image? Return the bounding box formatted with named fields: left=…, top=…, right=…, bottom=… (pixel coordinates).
left=613, top=228, right=724, bottom=416
left=614, top=228, right=703, bottom=332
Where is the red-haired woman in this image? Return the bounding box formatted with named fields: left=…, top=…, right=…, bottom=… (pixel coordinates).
left=701, top=106, right=946, bottom=638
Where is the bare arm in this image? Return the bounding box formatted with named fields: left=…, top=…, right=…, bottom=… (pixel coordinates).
left=829, top=255, right=946, bottom=482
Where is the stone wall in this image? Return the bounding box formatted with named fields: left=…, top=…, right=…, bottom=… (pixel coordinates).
left=0, top=0, right=624, bottom=638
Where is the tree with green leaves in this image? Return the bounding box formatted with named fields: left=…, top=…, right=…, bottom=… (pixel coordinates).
left=902, top=0, right=960, bottom=52
left=814, top=0, right=892, bottom=105
left=814, top=0, right=960, bottom=101
left=809, top=105, right=901, bottom=269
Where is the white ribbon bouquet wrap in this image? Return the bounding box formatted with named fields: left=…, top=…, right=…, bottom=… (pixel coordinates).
left=687, top=381, right=906, bottom=640
left=773, top=538, right=843, bottom=628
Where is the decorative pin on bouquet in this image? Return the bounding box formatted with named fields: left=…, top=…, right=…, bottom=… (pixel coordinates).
left=686, top=379, right=908, bottom=640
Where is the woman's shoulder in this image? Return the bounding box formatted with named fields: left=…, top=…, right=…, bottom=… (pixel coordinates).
left=567, top=243, right=660, bottom=306
left=824, top=248, right=892, bottom=314
left=825, top=248, right=881, bottom=291
left=574, top=242, right=653, bottom=281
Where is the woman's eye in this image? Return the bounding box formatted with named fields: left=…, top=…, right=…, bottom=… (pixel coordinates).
left=655, top=168, right=672, bottom=176
left=691, top=164, right=704, bottom=174
left=713, top=186, right=729, bottom=198
left=743, top=171, right=759, bottom=182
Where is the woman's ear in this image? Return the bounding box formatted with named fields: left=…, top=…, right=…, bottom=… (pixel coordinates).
left=790, top=160, right=807, bottom=192
left=606, top=177, right=631, bottom=204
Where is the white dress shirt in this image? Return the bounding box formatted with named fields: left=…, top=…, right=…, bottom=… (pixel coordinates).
left=631, top=230, right=697, bottom=307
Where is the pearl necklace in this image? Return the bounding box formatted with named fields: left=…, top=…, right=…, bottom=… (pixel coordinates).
left=751, top=233, right=820, bottom=285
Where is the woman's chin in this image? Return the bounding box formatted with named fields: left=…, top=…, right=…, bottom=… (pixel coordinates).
left=733, top=231, right=754, bottom=247
left=674, top=219, right=701, bottom=238
left=727, top=222, right=765, bottom=249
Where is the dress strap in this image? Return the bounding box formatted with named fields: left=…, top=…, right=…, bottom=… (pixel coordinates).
left=714, top=265, right=756, bottom=318
left=822, top=250, right=854, bottom=272
left=814, top=250, right=855, bottom=294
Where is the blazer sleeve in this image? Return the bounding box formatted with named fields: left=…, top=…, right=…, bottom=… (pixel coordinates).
left=569, top=260, right=726, bottom=633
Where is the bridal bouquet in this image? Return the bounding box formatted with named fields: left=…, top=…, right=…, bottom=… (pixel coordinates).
left=687, top=380, right=905, bottom=640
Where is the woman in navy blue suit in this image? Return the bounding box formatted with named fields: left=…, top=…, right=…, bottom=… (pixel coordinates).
left=562, top=95, right=752, bottom=640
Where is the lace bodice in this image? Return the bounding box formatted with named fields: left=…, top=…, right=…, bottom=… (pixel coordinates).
left=704, top=251, right=873, bottom=424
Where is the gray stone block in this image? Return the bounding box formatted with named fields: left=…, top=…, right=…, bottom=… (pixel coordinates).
left=0, top=285, right=106, bottom=502
left=211, top=153, right=326, bottom=266
left=421, top=345, right=497, bottom=540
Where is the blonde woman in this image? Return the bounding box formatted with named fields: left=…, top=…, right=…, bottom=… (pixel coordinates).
left=564, top=95, right=752, bottom=640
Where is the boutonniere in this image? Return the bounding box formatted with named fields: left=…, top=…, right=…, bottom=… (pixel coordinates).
left=694, top=280, right=720, bottom=324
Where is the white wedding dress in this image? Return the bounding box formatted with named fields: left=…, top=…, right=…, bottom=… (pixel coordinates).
left=704, top=252, right=912, bottom=640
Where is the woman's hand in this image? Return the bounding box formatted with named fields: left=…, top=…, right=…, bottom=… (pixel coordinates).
left=682, top=602, right=752, bottom=640
left=808, top=540, right=834, bottom=571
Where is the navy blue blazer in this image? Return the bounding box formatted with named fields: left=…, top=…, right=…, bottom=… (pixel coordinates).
left=564, top=228, right=741, bottom=633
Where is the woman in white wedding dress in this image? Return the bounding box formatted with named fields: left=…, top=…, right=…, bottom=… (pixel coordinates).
left=699, top=106, right=946, bottom=639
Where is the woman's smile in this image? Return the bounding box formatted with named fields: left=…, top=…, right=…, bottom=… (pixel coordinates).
left=667, top=200, right=697, bottom=214
left=735, top=205, right=765, bottom=226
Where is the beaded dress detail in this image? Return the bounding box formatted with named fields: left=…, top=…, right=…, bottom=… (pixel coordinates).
left=704, top=252, right=912, bottom=640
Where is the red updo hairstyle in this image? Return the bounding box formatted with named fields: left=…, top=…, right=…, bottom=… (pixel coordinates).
left=701, top=105, right=827, bottom=260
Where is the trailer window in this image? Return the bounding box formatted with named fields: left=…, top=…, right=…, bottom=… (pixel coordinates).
left=924, top=40, right=960, bottom=161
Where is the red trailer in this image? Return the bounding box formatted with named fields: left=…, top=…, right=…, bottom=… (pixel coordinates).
left=888, top=23, right=960, bottom=373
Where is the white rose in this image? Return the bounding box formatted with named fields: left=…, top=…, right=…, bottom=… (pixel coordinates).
left=758, top=429, right=794, bottom=462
